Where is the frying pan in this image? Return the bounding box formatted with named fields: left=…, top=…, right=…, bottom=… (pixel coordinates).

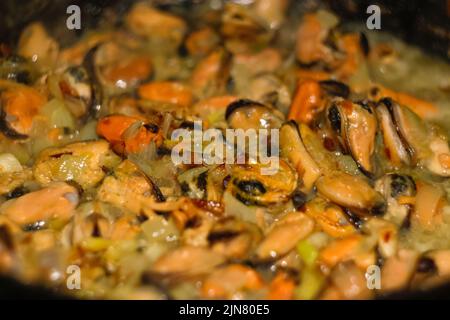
left=0, top=0, right=449, bottom=300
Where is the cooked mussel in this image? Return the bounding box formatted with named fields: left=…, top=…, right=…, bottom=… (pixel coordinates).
left=375, top=98, right=411, bottom=167
left=59, top=65, right=93, bottom=119
left=0, top=81, right=46, bottom=139
left=82, top=45, right=103, bottom=119
left=33, top=140, right=120, bottom=190
left=388, top=98, right=427, bottom=162
left=96, top=114, right=164, bottom=155
left=252, top=0, right=288, bottom=30
left=150, top=246, right=225, bottom=278
left=316, top=171, right=386, bottom=218
left=205, top=165, right=229, bottom=203
left=288, top=79, right=349, bottom=126
left=412, top=181, right=447, bottom=230
left=343, top=100, right=378, bottom=177
left=97, top=159, right=163, bottom=212
left=280, top=121, right=321, bottom=192
left=81, top=42, right=152, bottom=119
left=364, top=218, right=398, bottom=259
left=17, top=22, right=59, bottom=70
left=247, top=74, right=291, bottom=114
left=69, top=211, right=111, bottom=244
left=0, top=55, right=37, bottom=85
left=221, top=3, right=271, bottom=53
left=60, top=66, right=92, bottom=102
left=62, top=201, right=140, bottom=246
left=208, top=217, right=262, bottom=260
left=325, top=99, right=378, bottom=177
left=1, top=182, right=79, bottom=227
left=325, top=100, right=344, bottom=144
left=386, top=98, right=450, bottom=177
left=125, top=2, right=187, bottom=52
left=229, top=160, right=297, bottom=206
left=254, top=212, right=314, bottom=261
left=295, top=11, right=340, bottom=67
left=319, top=80, right=350, bottom=99
left=178, top=167, right=209, bottom=199
left=374, top=173, right=416, bottom=227
left=94, top=42, right=153, bottom=92
left=427, top=134, right=450, bottom=177
left=190, top=49, right=230, bottom=100
left=225, top=99, right=284, bottom=130
left=200, top=264, right=264, bottom=299
left=304, top=197, right=356, bottom=238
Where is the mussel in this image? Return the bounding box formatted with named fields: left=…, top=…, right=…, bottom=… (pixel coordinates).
left=97, top=159, right=164, bottom=214
left=247, top=74, right=291, bottom=114
left=62, top=201, right=140, bottom=245
left=382, top=98, right=450, bottom=177
left=228, top=160, right=297, bottom=206
left=33, top=140, right=120, bottom=190
left=150, top=246, right=225, bottom=277
left=190, top=49, right=230, bottom=100
left=280, top=121, right=321, bottom=193
left=252, top=0, right=288, bottom=30
left=125, top=2, right=187, bottom=52
left=375, top=98, right=411, bottom=167
left=0, top=82, right=46, bottom=139
left=295, top=11, right=340, bottom=67
left=17, top=22, right=59, bottom=69
left=93, top=42, right=153, bottom=92
left=82, top=45, right=103, bottom=119
left=0, top=55, right=37, bottom=85
left=364, top=218, right=398, bottom=259
left=70, top=210, right=111, bottom=244
left=387, top=98, right=427, bottom=162
left=374, top=173, right=416, bottom=227
left=200, top=264, right=264, bottom=299
left=225, top=99, right=284, bottom=130
left=221, top=3, right=272, bottom=54
left=288, top=79, right=349, bottom=125
left=319, top=80, right=350, bottom=99
left=325, top=99, right=378, bottom=177
left=205, top=165, right=229, bottom=203
left=59, top=65, right=93, bottom=119
left=208, top=217, right=262, bottom=260
left=81, top=41, right=152, bottom=120
left=254, top=212, right=314, bottom=261
left=412, top=181, right=447, bottom=230
left=1, top=182, right=79, bottom=227
left=316, top=171, right=386, bottom=218
left=178, top=167, right=209, bottom=199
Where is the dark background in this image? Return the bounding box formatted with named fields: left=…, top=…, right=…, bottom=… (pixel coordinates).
left=0, top=0, right=449, bottom=299
left=0, top=0, right=448, bottom=60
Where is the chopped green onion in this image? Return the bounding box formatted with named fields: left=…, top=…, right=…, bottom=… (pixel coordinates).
left=297, top=239, right=318, bottom=267
left=295, top=267, right=325, bottom=300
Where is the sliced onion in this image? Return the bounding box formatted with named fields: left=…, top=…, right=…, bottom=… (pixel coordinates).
left=41, top=98, right=75, bottom=129
left=0, top=153, right=23, bottom=173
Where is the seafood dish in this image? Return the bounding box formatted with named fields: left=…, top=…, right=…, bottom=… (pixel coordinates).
left=0, top=0, right=450, bottom=299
